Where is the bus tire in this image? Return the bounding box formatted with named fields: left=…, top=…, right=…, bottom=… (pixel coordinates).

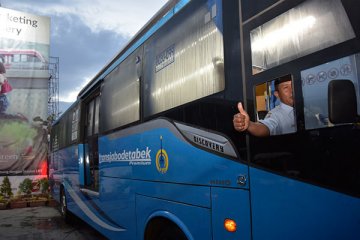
left=145, top=218, right=188, bottom=240
left=60, top=188, right=70, bottom=222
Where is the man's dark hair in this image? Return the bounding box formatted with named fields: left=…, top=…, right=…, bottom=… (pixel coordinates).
left=274, top=75, right=292, bottom=91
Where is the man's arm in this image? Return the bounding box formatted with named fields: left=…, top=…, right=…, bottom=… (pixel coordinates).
left=233, top=102, right=270, bottom=137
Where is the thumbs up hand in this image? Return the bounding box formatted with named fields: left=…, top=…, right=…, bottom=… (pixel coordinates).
left=233, top=102, right=250, bottom=132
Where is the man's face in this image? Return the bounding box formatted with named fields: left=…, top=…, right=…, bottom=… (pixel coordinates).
left=274, top=80, right=293, bottom=107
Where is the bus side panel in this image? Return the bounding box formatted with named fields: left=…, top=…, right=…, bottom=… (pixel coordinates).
left=99, top=119, right=249, bottom=238
left=211, top=187, right=251, bottom=240
left=136, top=194, right=212, bottom=240
left=99, top=122, right=248, bottom=189
left=61, top=146, right=81, bottom=214
left=60, top=176, right=130, bottom=239
left=49, top=145, right=79, bottom=204
left=49, top=150, right=61, bottom=203
left=98, top=177, right=136, bottom=239
left=135, top=180, right=210, bottom=208
left=250, top=167, right=360, bottom=240
left=78, top=144, right=85, bottom=185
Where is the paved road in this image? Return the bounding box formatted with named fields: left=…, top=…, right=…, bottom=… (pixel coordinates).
left=0, top=206, right=107, bottom=240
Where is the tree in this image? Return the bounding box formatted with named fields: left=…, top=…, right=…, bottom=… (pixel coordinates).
left=0, top=176, right=13, bottom=198
left=18, top=178, right=33, bottom=195
left=39, top=178, right=49, bottom=194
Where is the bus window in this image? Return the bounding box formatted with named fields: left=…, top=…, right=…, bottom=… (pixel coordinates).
left=86, top=100, right=94, bottom=137
left=250, top=0, right=355, bottom=74
left=84, top=94, right=100, bottom=191
left=143, top=0, right=225, bottom=116
left=301, top=53, right=360, bottom=130
left=100, top=48, right=141, bottom=132
left=254, top=82, right=268, bottom=120
left=254, top=75, right=296, bottom=135
left=71, top=107, right=80, bottom=142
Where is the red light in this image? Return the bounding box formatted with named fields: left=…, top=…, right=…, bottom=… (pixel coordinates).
left=41, top=161, right=48, bottom=176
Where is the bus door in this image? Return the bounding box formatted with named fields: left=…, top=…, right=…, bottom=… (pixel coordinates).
left=240, top=0, right=360, bottom=239
left=82, top=92, right=100, bottom=191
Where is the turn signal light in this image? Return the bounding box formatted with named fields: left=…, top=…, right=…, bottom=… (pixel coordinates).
left=224, top=218, right=237, bottom=232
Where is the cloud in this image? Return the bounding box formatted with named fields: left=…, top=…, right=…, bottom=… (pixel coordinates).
left=65, top=0, right=168, bottom=37
left=3, top=0, right=168, bottom=37
left=1, top=0, right=168, bottom=114
left=49, top=13, right=128, bottom=103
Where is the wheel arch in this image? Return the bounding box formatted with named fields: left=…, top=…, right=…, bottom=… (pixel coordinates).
left=144, top=211, right=193, bottom=240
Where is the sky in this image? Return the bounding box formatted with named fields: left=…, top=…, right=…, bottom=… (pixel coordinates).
left=0, top=0, right=168, bottom=113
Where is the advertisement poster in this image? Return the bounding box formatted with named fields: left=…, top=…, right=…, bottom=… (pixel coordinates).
left=0, top=7, right=50, bottom=177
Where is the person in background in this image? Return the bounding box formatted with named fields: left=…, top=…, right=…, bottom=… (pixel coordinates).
left=233, top=76, right=296, bottom=137
left=0, top=62, right=10, bottom=113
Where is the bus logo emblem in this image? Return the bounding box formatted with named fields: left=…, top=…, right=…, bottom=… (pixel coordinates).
left=156, top=149, right=169, bottom=174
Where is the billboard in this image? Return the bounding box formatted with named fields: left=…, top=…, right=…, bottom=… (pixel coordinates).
left=0, top=7, right=50, bottom=176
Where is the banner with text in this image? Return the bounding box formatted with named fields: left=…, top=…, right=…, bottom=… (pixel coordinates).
left=0, top=7, right=50, bottom=176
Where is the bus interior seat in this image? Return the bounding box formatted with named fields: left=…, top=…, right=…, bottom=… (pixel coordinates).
left=258, top=110, right=268, bottom=120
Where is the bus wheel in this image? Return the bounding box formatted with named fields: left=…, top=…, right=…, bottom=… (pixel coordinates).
left=60, top=188, right=69, bottom=222
left=146, top=219, right=188, bottom=240
left=158, top=226, right=187, bottom=240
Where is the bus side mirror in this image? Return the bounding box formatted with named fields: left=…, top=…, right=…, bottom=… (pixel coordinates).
left=328, top=79, right=358, bottom=124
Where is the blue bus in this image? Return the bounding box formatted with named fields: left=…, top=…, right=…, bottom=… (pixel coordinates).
left=49, top=0, right=360, bottom=239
